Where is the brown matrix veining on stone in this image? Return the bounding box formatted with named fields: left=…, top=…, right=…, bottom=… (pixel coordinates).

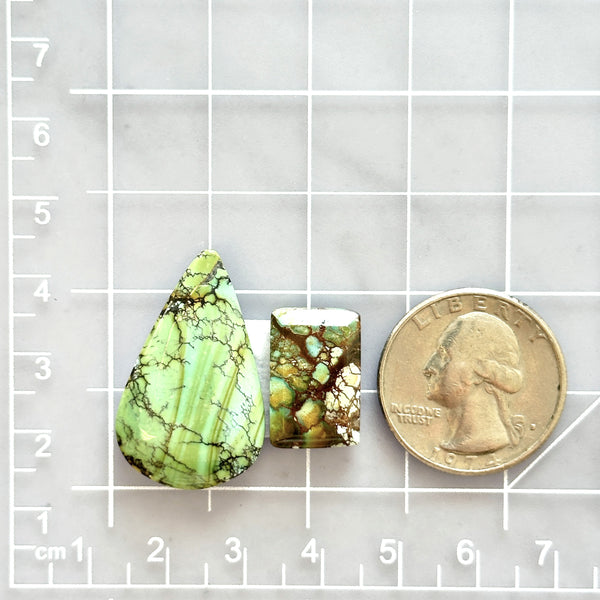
left=269, top=308, right=361, bottom=448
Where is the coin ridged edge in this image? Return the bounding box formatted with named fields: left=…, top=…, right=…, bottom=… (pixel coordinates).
left=377, top=288, right=567, bottom=476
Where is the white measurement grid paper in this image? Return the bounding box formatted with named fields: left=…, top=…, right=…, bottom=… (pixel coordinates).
left=4, top=0, right=600, bottom=597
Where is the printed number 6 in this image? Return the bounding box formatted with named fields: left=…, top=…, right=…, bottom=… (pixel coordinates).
left=457, top=539, right=476, bottom=566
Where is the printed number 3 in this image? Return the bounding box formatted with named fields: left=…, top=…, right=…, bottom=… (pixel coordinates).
left=225, top=537, right=242, bottom=563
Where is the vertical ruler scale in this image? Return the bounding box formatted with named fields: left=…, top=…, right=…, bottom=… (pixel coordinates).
left=5, top=0, right=600, bottom=595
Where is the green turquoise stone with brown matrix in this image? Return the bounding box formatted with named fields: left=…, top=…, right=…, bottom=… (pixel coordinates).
left=115, top=250, right=264, bottom=489
left=270, top=308, right=361, bottom=448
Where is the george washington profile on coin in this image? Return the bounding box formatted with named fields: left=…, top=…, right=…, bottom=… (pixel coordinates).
left=423, top=312, right=525, bottom=455
left=378, top=290, right=566, bottom=475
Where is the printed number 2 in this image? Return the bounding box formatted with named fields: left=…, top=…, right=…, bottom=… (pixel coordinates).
left=147, top=537, right=165, bottom=563
left=34, top=433, right=51, bottom=458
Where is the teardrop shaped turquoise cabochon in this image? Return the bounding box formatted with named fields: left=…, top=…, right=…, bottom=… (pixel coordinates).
left=115, top=250, right=265, bottom=489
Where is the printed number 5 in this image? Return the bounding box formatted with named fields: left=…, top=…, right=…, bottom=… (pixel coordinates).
left=34, top=201, right=51, bottom=225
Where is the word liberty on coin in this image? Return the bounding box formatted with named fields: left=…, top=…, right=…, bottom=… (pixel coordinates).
left=115, top=250, right=265, bottom=489
left=378, top=289, right=566, bottom=475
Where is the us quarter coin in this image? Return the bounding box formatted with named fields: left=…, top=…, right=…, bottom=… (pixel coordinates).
left=378, top=289, right=567, bottom=475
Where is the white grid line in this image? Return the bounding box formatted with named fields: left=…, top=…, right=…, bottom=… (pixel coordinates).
left=70, top=287, right=600, bottom=297
left=305, top=0, right=314, bottom=528
left=85, top=388, right=599, bottom=397
left=83, top=188, right=600, bottom=198
left=9, top=582, right=600, bottom=593
left=207, top=0, right=213, bottom=249
left=6, top=0, right=16, bottom=587
left=505, top=0, right=515, bottom=293
left=403, top=0, right=415, bottom=513
left=405, top=0, right=414, bottom=316
left=508, top=395, right=600, bottom=490
left=71, top=485, right=600, bottom=497
left=306, top=0, right=313, bottom=312
left=105, top=0, right=115, bottom=529
left=70, top=87, right=600, bottom=98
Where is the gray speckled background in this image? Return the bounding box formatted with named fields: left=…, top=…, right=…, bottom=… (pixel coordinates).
left=3, top=0, right=600, bottom=598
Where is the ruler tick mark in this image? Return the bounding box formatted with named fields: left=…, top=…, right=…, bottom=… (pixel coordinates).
left=12, top=116, right=50, bottom=121
left=87, top=547, right=93, bottom=584
left=242, top=547, right=248, bottom=586
left=12, top=36, right=50, bottom=42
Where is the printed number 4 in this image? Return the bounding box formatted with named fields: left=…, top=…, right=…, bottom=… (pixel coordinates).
left=301, top=538, right=319, bottom=564
left=33, top=279, right=50, bottom=303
